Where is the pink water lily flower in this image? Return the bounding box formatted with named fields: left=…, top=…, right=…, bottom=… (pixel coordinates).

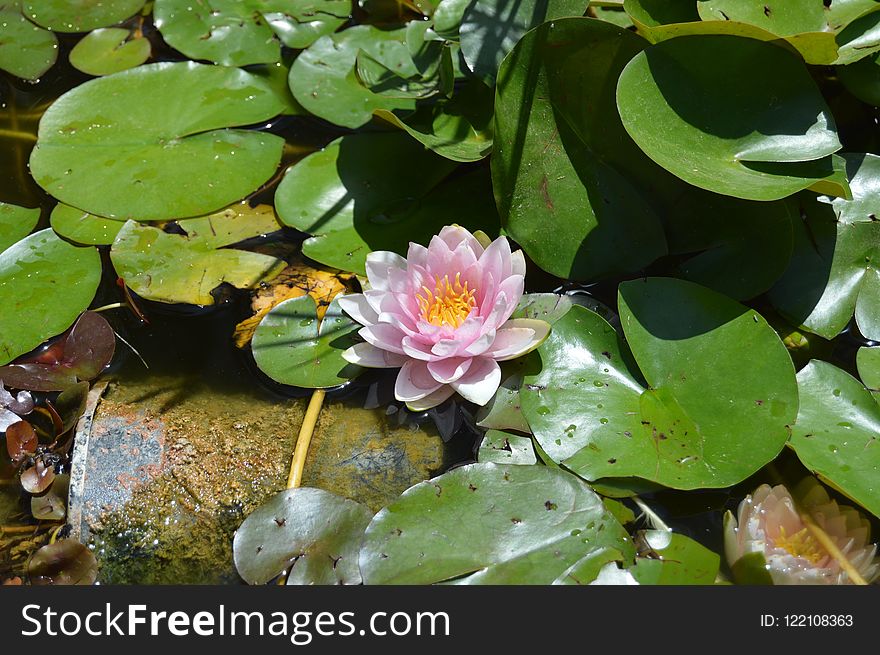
left=725, top=482, right=879, bottom=585
left=338, top=226, right=550, bottom=411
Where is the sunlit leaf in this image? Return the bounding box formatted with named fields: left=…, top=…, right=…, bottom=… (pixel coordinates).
left=24, top=0, right=145, bottom=32
left=0, top=8, right=57, bottom=80
left=69, top=27, right=150, bottom=76
left=0, top=202, right=40, bottom=253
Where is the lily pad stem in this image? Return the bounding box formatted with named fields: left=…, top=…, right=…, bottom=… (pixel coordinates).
left=286, top=389, right=325, bottom=489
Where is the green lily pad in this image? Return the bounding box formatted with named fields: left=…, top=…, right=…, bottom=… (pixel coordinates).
left=0, top=229, right=101, bottom=366
left=790, top=360, right=880, bottom=518
left=770, top=154, right=880, bottom=341
left=69, top=27, right=150, bottom=76
left=477, top=430, right=537, bottom=465
left=857, top=346, right=880, bottom=392
left=839, top=51, right=880, bottom=106
left=494, top=17, right=672, bottom=281
left=834, top=9, right=880, bottom=65
left=459, top=0, right=587, bottom=82
left=375, top=77, right=494, bottom=162
left=252, top=295, right=363, bottom=389
left=521, top=279, right=798, bottom=489
left=360, top=463, right=634, bottom=584
left=617, top=35, right=848, bottom=201
left=664, top=189, right=796, bottom=300
left=0, top=202, right=40, bottom=253
left=289, top=24, right=442, bottom=129
left=154, top=0, right=349, bottom=66
left=110, top=220, right=286, bottom=305
left=30, top=62, right=286, bottom=221
left=0, top=8, right=58, bottom=80
left=233, top=487, right=373, bottom=585
left=552, top=548, right=629, bottom=585
left=24, top=0, right=146, bottom=32
left=629, top=530, right=720, bottom=585
left=50, top=204, right=125, bottom=245
left=433, top=0, right=470, bottom=39
left=175, top=202, right=282, bottom=248
left=276, top=131, right=492, bottom=274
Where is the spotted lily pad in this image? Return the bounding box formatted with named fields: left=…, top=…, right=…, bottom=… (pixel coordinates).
left=477, top=430, right=537, bottom=465
left=0, top=8, right=58, bottom=80
left=790, top=360, right=880, bottom=518
left=252, top=295, right=362, bottom=388
left=0, top=229, right=101, bottom=366
left=628, top=530, right=720, bottom=585
left=233, top=487, right=373, bottom=585
left=30, top=62, right=286, bottom=221
left=0, top=202, right=40, bottom=252
left=521, top=279, right=798, bottom=489
left=617, top=35, right=848, bottom=201
left=23, top=0, right=145, bottom=32
left=110, top=221, right=286, bottom=305
left=69, top=27, right=150, bottom=76
left=360, top=463, right=634, bottom=584
left=154, top=0, right=350, bottom=66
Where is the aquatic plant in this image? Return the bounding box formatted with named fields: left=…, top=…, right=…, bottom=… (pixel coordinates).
left=338, top=225, right=550, bottom=410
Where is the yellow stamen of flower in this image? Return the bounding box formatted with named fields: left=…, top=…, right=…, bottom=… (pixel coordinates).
left=774, top=526, right=826, bottom=565
left=416, top=273, right=477, bottom=328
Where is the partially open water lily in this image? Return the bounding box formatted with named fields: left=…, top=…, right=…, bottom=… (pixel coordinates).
left=724, top=482, right=879, bottom=585
left=338, top=226, right=550, bottom=411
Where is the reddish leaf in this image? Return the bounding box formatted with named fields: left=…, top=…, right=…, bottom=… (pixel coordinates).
left=28, top=541, right=97, bottom=585
left=6, top=420, right=37, bottom=461
left=20, top=459, right=55, bottom=493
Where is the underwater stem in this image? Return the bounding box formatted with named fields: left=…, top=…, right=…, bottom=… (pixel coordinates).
left=286, top=389, right=326, bottom=489
left=0, top=128, right=37, bottom=142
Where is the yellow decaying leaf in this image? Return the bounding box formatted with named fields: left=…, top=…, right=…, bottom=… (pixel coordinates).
left=233, top=257, right=357, bottom=348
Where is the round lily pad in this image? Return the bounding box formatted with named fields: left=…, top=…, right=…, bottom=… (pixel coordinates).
left=30, top=61, right=286, bottom=221
left=110, top=221, right=286, bottom=305
left=857, top=346, right=880, bottom=392
left=0, top=8, right=58, bottom=80
left=360, top=462, right=633, bottom=584
left=50, top=203, right=125, bottom=245
left=233, top=487, right=373, bottom=585
left=521, top=279, right=798, bottom=489
left=0, top=202, right=40, bottom=253
left=252, top=295, right=363, bottom=389
left=617, top=35, right=846, bottom=200
left=23, top=0, right=145, bottom=33
left=154, top=0, right=349, bottom=66
left=0, top=229, right=101, bottom=366
left=69, top=27, right=150, bottom=76
left=790, top=360, right=880, bottom=518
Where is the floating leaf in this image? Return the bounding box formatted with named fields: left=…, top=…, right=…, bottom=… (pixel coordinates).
left=459, top=0, right=587, bottom=82
left=23, top=0, right=145, bottom=32
left=110, top=221, right=286, bottom=306
left=5, top=420, right=37, bottom=461
left=770, top=154, right=880, bottom=340
left=0, top=202, right=40, bottom=253
left=839, top=52, right=880, bottom=105
left=234, top=257, right=356, bottom=348
left=790, top=360, right=880, bottom=518
left=521, top=279, right=798, bottom=489
left=50, top=204, right=125, bottom=246
left=360, top=463, right=634, bottom=584
left=175, top=202, right=282, bottom=249
left=0, top=311, right=114, bottom=391
left=27, top=540, right=98, bottom=585
left=252, top=295, right=362, bottom=389
left=31, top=474, right=69, bottom=520
left=836, top=10, right=880, bottom=65
left=233, top=487, right=373, bottom=585
left=69, top=27, right=150, bottom=76
left=664, top=189, right=795, bottom=300
left=493, top=17, right=671, bottom=281
left=30, top=62, right=286, bottom=221
left=857, top=346, right=880, bottom=392
left=21, top=458, right=55, bottom=493
left=0, top=229, right=101, bottom=366
left=154, top=0, right=349, bottom=66
left=617, top=35, right=848, bottom=201
left=629, top=530, right=720, bottom=585
left=477, top=430, right=537, bottom=465
left=0, top=8, right=57, bottom=80
left=290, top=25, right=442, bottom=129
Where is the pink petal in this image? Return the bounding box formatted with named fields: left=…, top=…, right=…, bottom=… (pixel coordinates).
left=342, top=343, right=407, bottom=368
left=437, top=225, right=484, bottom=256
left=401, top=336, right=433, bottom=361
left=485, top=319, right=551, bottom=361
left=365, top=251, right=407, bottom=290
left=405, top=384, right=456, bottom=411
left=450, top=357, right=501, bottom=405
left=360, top=324, right=407, bottom=354
left=394, top=360, right=444, bottom=402
left=479, top=236, right=512, bottom=282
left=337, top=294, right=378, bottom=327
left=427, top=357, right=472, bottom=384
left=407, top=242, right=428, bottom=268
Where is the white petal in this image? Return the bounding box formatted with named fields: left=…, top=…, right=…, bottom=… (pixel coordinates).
left=395, top=360, right=444, bottom=402
left=342, top=343, right=407, bottom=368
left=487, top=319, right=551, bottom=361
left=450, top=357, right=501, bottom=406
left=337, top=294, right=379, bottom=326
left=405, top=385, right=456, bottom=412
left=365, top=251, right=407, bottom=290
